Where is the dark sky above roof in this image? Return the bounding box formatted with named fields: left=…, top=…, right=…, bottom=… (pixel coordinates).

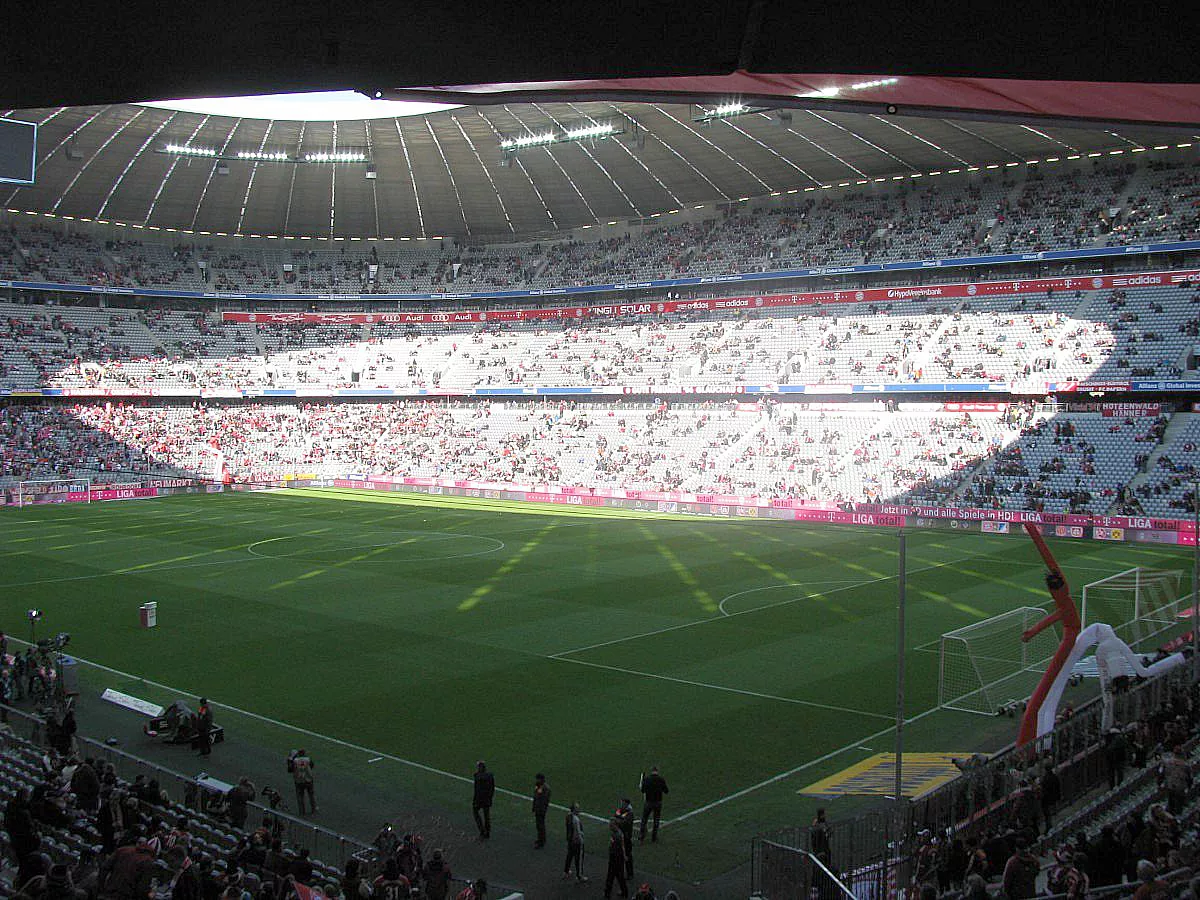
left=3, top=0, right=1200, bottom=110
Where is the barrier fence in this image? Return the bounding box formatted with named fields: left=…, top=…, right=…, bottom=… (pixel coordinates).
left=752, top=664, right=1199, bottom=899
left=0, top=697, right=525, bottom=897
left=0, top=703, right=372, bottom=871
left=3, top=465, right=1199, bottom=550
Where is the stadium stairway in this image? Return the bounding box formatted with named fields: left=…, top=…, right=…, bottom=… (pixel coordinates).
left=896, top=301, right=967, bottom=382
left=1037, top=736, right=1200, bottom=855
left=1118, top=412, right=1197, bottom=505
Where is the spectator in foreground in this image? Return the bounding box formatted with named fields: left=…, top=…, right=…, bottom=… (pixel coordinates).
left=421, top=848, right=452, bottom=900
left=1133, top=859, right=1172, bottom=900
left=1001, top=837, right=1040, bottom=900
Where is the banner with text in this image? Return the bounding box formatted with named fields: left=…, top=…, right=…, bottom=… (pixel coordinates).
left=222, top=269, right=1200, bottom=327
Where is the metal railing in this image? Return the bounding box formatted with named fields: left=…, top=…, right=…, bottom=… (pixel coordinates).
left=912, top=664, right=1197, bottom=837
left=752, top=838, right=891, bottom=900
left=1, top=702, right=371, bottom=870
left=751, top=663, right=1199, bottom=899
left=0, top=703, right=524, bottom=896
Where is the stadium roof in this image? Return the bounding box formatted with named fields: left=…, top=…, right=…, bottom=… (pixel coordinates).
left=3, top=1, right=1197, bottom=241
left=4, top=99, right=1195, bottom=241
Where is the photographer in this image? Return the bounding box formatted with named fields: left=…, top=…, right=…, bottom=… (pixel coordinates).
left=288, top=750, right=316, bottom=815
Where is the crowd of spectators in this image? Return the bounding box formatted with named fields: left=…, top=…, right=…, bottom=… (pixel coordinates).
left=0, top=157, right=1194, bottom=295
left=0, top=397, right=1180, bottom=516
left=896, top=677, right=1200, bottom=900
left=2, top=279, right=1199, bottom=398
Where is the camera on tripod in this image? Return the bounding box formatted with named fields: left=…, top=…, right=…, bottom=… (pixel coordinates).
left=37, top=633, right=71, bottom=653
left=261, top=785, right=286, bottom=810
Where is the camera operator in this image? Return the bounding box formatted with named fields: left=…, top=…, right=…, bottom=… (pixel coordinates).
left=287, top=749, right=317, bottom=815
left=225, top=777, right=256, bottom=830
left=372, top=823, right=400, bottom=860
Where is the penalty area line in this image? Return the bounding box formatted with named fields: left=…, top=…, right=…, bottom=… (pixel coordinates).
left=552, top=551, right=990, bottom=658
left=550, top=655, right=893, bottom=722
left=663, top=702, right=944, bottom=828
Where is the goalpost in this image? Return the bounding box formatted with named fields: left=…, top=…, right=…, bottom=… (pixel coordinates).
left=940, top=567, right=1189, bottom=716
left=1081, top=567, right=1187, bottom=652
left=939, top=606, right=1061, bottom=715
left=11, top=477, right=93, bottom=507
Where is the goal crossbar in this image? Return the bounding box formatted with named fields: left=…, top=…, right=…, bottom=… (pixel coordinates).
left=1081, top=566, right=1186, bottom=652
left=939, top=606, right=1060, bottom=715
left=12, top=477, right=92, bottom=507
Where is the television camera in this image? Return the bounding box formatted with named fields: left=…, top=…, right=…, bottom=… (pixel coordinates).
left=37, top=633, right=71, bottom=653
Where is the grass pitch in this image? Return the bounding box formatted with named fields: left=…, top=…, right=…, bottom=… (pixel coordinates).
left=1, top=489, right=1190, bottom=879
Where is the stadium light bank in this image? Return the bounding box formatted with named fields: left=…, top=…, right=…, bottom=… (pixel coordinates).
left=160, top=144, right=370, bottom=164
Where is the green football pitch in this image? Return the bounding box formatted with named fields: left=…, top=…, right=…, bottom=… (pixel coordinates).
left=1, top=489, right=1191, bottom=879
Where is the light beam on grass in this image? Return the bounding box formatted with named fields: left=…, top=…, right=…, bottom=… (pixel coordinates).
left=268, top=544, right=394, bottom=591
left=731, top=548, right=800, bottom=586
left=118, top=537, right=300, bottom=573
left=916, top=589, right=987, bottom=618
left=638, top=524, right=718, bottom=613
left=948, top=566, right=1047, bottom=599
left=457, top=524, right=556, bottom=611
left=806, top=547, right=890, bottom=581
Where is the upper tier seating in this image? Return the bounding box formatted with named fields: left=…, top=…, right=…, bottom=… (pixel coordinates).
left=1, top=156, right=1195, bottom=295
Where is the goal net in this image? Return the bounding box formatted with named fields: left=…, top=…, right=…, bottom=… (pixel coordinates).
left=10, top=478, right=93, bottom=507
left=939, top=606, right=1061, bottom=715
left=1081, top=567, right=1187, bottom=652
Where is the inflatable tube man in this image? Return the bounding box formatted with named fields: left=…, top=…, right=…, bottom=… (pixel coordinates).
left=1018, top=524, right=1186, bottom=747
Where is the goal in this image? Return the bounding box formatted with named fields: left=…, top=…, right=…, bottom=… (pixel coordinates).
left=10, top=478, right=92, bottom=507
left=939, top=606, right=1061, bottom=715
left=1081, top=567, right=1187, bottom=652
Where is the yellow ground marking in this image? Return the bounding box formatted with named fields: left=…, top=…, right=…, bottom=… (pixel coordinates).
left=800, top=752, right=969, bottom=798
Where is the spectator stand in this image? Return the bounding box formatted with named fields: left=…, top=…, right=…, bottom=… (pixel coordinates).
left=0, top=703, right=522, bottom=898
left=751, top=661, right=1199, bottom=899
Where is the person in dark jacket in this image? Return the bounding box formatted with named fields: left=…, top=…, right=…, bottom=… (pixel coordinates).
left=226, top=778, right=256, bottom=831
left=4, top=788, right=40, bottom=865
left=421, top=848, right=452, bottom=900
left=604, top=819, right=629, bottom=899
left=472, top=761, right=494, bottom=839
left=1091, top=825, right=1126, bottom=887
left=196, top=698, right=214, bottom=758
left=44, top=863, right=87, bottom=900
left=1001, top=837, right=1040, bottom=900
left=70, top=759, right=101, bottom=814
left=532, top=773, right=550, bottom=848
left=396, top=834, right=423, bottom=885
left=172, top=858, right=203, bottom=900
left=1040, top=761, right=1062, bottom=831
left=615, top=798, right=635, bottom=878
left=1105, top=727, right=1128, bottom=789
left=100, top=839, right=157, bottom=900
left=638, top=767, right=669, bottom=843
left=290, top=848, right=313, bottom=885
